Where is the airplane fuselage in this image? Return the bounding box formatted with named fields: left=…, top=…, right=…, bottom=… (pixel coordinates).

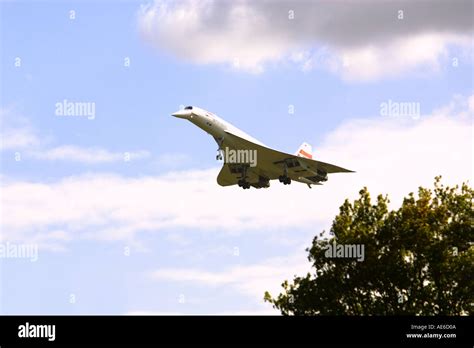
left=172, top=106, right=265, bottom=147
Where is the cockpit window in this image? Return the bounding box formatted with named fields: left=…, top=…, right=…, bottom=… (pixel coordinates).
left=184, top=106, right=193, bottom=110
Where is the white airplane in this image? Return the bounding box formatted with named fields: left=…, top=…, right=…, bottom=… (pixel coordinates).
left=172, top=106, right=354, bottom=189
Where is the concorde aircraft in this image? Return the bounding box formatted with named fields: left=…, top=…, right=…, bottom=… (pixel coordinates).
left=172, top=106, right=354, bottom=189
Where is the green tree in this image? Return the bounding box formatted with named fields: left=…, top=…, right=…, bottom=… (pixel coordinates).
left=265, top=177, right=473, bottom=315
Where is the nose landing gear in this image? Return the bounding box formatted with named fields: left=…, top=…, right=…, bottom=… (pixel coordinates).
left=215, top=136, right=224, bottom=161
left=216, top=149, right=223, bottom=161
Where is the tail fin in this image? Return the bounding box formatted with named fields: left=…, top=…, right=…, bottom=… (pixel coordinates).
left=295, top=142, right=313, bottom=159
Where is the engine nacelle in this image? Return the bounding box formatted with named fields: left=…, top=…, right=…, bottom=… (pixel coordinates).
left=306, top=169, right=327, bottom=183
left=315, top=170, right=328, bottom=182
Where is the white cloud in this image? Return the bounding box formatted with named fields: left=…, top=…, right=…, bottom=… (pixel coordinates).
left=28, top=146, right=150, bottom=164
left=150, top=253, right=310, bottom=300
left=0, top=108, right=41, bottom=150
left=331, top=34, right=469, bottom=81
left=432, top=93, right=474, bottom=118
left=469, top=95, right=474, bottom=112
left=0, top=107, right=150, bottom=164
left=1, top=128, right=40, bottom=150
left=139, top=0, right=288, bottom=73
left=0, top=95, right=472, bottom=247
left=154, top=152, right=191, bottom=168
left=138, top=0, right=473, bottom=80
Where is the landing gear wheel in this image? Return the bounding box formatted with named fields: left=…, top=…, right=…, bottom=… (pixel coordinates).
left=238, top=179, right=251, bottom=189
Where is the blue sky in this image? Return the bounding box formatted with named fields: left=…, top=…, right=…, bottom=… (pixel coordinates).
left=0, top=0, right=472, bottom=314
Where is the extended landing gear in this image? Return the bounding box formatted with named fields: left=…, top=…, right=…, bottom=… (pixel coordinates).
left=216, top=149, right=223, bottom=161
left=279, top=162, right=291, bottom=185
left=238, top=165, right=251, bottom=189
left=215, top=137, right=224, bottom=161
left=238, top=179, right=251, bottom=189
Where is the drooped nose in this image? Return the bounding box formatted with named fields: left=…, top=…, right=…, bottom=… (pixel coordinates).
left=172, top=106, right=193, bottom=119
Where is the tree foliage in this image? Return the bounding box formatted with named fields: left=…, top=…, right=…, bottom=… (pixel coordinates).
left=264, top=177, right=473, bottom=315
